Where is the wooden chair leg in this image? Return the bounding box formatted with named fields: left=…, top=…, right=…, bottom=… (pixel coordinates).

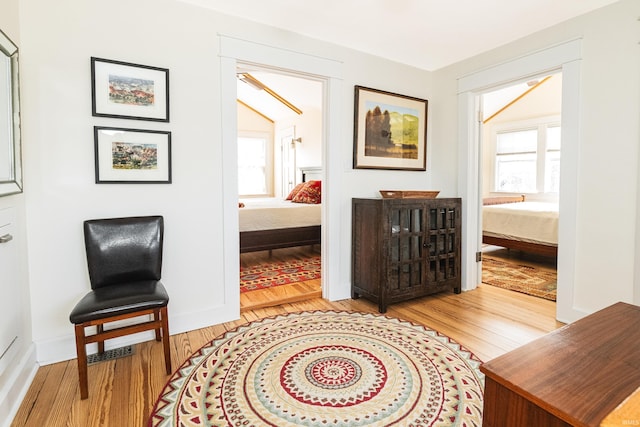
left=74, top=323, right=89, bottom=400
left=96, top=324, right=105, bottom=354
left=154, top=309, right=162, bottom=342
left=160, top=306, right=171, bottom=374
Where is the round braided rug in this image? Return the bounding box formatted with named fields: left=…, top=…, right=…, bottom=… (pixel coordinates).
left=148, top=311, right=484, bottom=427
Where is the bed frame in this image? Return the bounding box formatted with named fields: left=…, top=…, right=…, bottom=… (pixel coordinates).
left=239, top=167, right=322, bottom=253
left=240, top=226, right=320, bottom=253
left=482, top=195, right=558, bottom=258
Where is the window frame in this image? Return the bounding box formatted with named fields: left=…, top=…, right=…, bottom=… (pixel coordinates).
left=490, top=115, right=561, bottom=195
left=237, top=130, right=274, bottom=197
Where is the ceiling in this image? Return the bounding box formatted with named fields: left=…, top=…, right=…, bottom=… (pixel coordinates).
left=179, top=0, right=620, bottom=71
left=237, top=70, right=323, bottom=121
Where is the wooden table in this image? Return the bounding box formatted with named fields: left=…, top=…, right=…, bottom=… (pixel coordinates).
left=480, top=302, right=640, bottom=426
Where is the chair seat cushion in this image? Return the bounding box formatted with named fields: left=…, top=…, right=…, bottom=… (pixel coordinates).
left=69, top=280, right=169, bottom=324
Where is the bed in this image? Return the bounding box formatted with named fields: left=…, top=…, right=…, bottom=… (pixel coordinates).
left=239, top=167, right=322, bottom=253
left=482, top=195, right=558, bottom=257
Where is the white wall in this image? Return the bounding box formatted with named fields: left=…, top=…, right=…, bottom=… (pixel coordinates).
left=18, top=0, right=434, bottom=365
left=276, top=106, right=323, bottom=181
left=238, top=103, right=274, bottom=134
left=433, top=0, right=640, bottom=319
left=21, top=0, right=231, bottom=364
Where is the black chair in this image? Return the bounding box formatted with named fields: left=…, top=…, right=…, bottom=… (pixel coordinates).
left=69, top=216, right=171, bottom=399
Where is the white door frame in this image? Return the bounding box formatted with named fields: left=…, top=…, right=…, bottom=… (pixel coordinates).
left=457, top=38, right=584, bottom=322
left=219, top=36, right=344, bottom=314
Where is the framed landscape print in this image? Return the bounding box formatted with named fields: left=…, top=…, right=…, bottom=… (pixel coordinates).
left=353, top=86, right=428, bottom=170
left=91, top=57, right=169, bottom=122
left=94, top=126, right=172, bottom=184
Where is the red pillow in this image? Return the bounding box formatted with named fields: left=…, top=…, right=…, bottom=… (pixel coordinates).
left=292, top=180, right=321, bottom=204
left=286, top=182, right=306, bottom=200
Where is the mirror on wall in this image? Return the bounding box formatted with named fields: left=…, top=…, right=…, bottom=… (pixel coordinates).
left=0, top=28, right=22, bottom=197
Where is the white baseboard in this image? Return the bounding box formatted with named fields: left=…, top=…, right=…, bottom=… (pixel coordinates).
left=0, top=344, right=38, bottom=427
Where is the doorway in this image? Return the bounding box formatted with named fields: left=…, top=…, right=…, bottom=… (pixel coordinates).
left=236, top=67, right=324, bottom=310
left=219, top=35, right=345, bottom=315
left=457, top=38, right=582, bottom=322
left=479, top=73, right=561, bottom=304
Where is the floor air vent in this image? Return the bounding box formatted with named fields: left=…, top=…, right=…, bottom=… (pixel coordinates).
left=87, top=345, right=133, bottom=364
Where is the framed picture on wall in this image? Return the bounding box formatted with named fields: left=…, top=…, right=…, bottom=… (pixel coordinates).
left=91, top=57, right=170, bottom=122
left=94, top=126, right=172, bottom=184
left=353, top=86, right=428, bottom=171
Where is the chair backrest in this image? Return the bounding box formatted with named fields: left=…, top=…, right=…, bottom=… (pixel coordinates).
left=84, top=216, right=164, bottom=289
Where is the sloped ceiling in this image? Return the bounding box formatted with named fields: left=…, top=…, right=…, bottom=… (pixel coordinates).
left=237, top=71, right=323, bottom=122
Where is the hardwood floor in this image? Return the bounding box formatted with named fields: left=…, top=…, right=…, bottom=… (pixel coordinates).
left=11, top=247, right=564, bottom=426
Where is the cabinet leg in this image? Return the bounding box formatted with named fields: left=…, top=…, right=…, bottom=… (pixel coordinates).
left=454, top=286, right=461, bottom=294
left=352, top=291, right=360, bottom=299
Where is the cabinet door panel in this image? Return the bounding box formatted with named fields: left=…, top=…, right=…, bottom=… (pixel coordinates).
left=0, top=207, right=19, bottom=376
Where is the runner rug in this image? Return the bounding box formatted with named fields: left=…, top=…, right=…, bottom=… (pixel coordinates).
left=240, top=255, right=321, bottom=293
left=482, top=256, right=557, bottom=301
left=148, top=311, right=484, bottom=427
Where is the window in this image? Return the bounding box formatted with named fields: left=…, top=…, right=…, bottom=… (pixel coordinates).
left=493, top=119, right=561, bottom=194
left=238, top=133, right=273, bottom=196
left=544, top=125, right=561, bottom=193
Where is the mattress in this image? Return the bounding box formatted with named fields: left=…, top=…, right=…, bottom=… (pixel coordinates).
left=239, top=198, right=321, bottom=232
left=482, top=201, right=558, bottom=245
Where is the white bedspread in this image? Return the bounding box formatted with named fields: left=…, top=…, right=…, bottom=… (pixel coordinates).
left=482, top=201, right=558, bottom=245
left=239, top=198, right=321, bottom=232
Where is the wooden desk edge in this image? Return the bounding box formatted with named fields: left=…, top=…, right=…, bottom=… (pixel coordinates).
left=480, top=302, right=640, bottom=426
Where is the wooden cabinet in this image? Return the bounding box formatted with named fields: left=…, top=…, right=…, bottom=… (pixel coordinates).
left=351, top=197, right=461, bottom=313
left=0, top=207, right=20, bottom=376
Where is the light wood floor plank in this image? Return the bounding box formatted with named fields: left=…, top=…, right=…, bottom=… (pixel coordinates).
left=169, top=332, right=193, bottom=372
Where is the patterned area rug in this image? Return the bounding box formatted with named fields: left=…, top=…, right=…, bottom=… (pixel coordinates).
left=482, top=256, right=557, bottom=301
left=148, top=311, right=484, bottom=427
left=240, top=256, right=321, bottom=293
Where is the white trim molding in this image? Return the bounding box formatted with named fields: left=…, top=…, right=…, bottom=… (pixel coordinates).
left=458, top=38, right=582, bottom=93
left=457, top=38, right=583, bottom=323
left=218, top=35, right=347, bottom=314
